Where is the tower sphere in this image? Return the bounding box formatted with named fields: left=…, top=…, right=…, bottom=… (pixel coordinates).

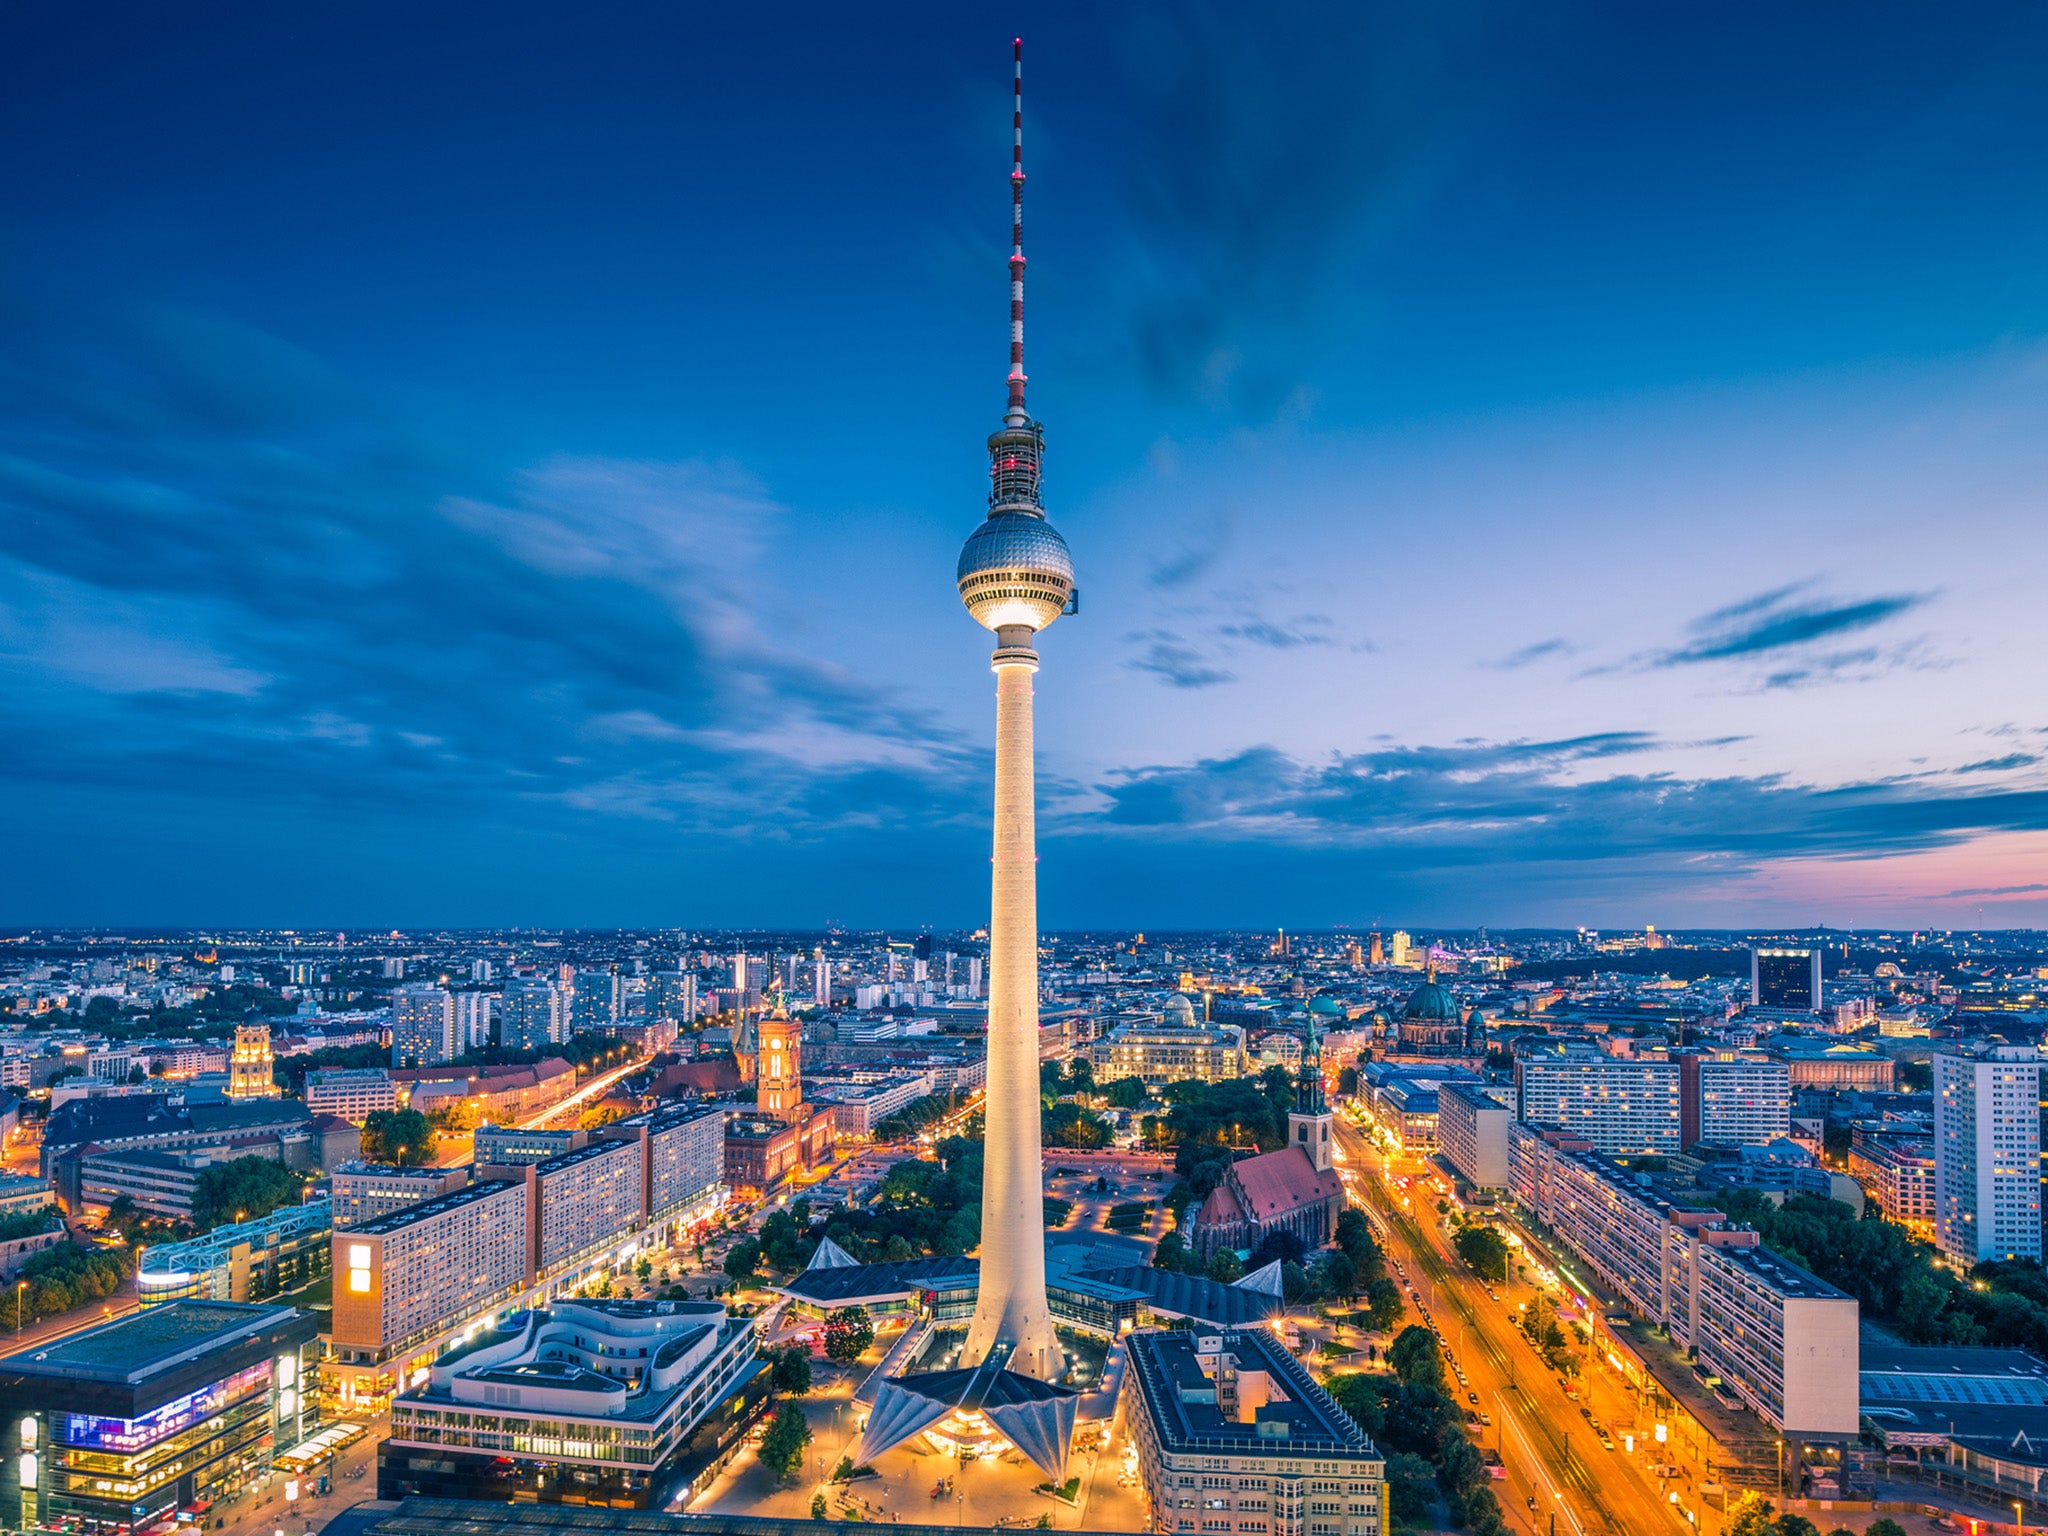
left=956, top=510, right=1074, bottom=634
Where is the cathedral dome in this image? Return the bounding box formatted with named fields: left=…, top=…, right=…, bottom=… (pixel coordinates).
left=1307, top=996, right=1343, bottom=1017
left=1402, top=978, right=1459, bottom=1021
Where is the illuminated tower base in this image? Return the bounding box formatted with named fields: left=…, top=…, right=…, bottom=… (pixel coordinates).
left=960, top=629, right=1061, bottom=1381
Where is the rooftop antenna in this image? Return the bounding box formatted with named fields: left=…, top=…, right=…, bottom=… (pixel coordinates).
left=1006, top=37, right=1028, bottom=427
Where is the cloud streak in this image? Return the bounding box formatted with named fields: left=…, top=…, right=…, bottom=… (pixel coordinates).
left=0, top=298, right=981, bottom=842
left=1088, top=734, right=2048, bottom=887
left=1658, top=584, right=1929, bottom=667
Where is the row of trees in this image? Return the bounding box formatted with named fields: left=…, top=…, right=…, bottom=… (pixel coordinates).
left=1323, top=1325, right=1507, bottom=1534
left=870, top=1092, right=959, bottom=1142
left=1725, top=1495, right=1903, bottom=1536
left=722, top=1144, right=990, bottom=1281
left=3, top=1241, right=131, bottom=1329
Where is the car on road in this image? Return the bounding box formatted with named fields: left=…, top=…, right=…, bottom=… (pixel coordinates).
left=1467, top=1391, right=1480, bottom=1405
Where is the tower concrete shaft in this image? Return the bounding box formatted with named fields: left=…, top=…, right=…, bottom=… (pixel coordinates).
left=961, top=642, right=1062, bottom=1381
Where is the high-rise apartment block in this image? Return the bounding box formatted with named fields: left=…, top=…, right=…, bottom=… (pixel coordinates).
left=571, top=968, right=624, bottom=1032
left=813, top=950, right=831, bottom=1007
left=1752, top=946, right=1823, bottom=1011
left=651, top=970, right=697, bottom=1023
left=1509, top=1124, right=1859, bottom=1435
left=1436, top=1082, right=1511, bottom=1190
left=453, top=991, right=491, bottom=1052
left=1514, top=1048, right=1682, bottom=1154
left=1935, top=1045, right=2044, bottom=1266
left=1678, top=1054, right=1791, bottom=1149
left=331, top=1161, right=470, bottom=1228
left=500, top=977, right=565, bottom=1052
left=391, top=984, right=456, bottom=1068
left=332, top=1178, right=535, bottom=1403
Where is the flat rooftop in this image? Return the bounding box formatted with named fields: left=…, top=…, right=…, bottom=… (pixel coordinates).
left=535, top=1138, right=638, bottom=1176
left=1128, top=1328, right=1378, bottom=1458
left=1710, top=1241, right=1849, bottom=1300
left=354, top=1177, right=520, bottom=1236
left=0, top=1299, right=308, bottom=1382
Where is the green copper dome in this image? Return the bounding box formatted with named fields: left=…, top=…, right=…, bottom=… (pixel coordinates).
left=1308, top=996, right=1344, bottom=1016
left=1402, top=978, right=1460, bottom=1021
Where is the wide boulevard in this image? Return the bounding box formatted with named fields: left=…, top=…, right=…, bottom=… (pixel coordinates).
left=1329, top=1107, right=1710, bottom=1536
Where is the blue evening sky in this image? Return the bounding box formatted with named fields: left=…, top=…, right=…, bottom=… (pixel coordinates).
left=4, top=3, right=2047, bottom=929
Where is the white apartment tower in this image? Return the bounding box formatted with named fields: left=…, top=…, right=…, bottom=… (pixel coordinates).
left=501, top=977, right=566, bottom=1053
left=391, top=984, right=457, bottom=1068
left=1935, top=1045, right=2044, bottom=1266
left=453, top=991, right=492, bottom=1052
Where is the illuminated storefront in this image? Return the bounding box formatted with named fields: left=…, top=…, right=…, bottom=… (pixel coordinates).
left=0, top=1300, right=318, bottom=1534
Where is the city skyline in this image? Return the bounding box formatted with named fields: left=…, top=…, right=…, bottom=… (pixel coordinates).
left=5, top=6, right=2048, bottom=928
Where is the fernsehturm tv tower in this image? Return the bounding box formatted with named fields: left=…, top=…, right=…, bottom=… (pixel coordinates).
left=956, top=38, right=1074, bottom=1384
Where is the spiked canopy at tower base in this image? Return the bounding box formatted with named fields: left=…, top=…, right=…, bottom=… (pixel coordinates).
left=853, top=1352, right=1077, bottom=1480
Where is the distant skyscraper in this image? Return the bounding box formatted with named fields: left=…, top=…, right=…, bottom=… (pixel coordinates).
left=453, top=991, right=492, bottom=1052
left=1752, top=947, right=1823, bottom=1011
left=1389, top=930, right=1411, bottom=967
left=812, top=950, right=831, bottom=1008
left=651, top=970, right=697, bottom=1023
left=731, top=951, right=747, bottom=991
left=913, top=934, right=933, bottom=963
left=969, top=956, right=984, bottom=999
left=501, top=977, right=565, bottom=1052
left=1369, top=930, right=1383, bottom=966
left=571, top=968, right=623, bottom=1033
left=392, top=984, right=456, bottom=1068
left=470, top=959, right=494, bottom=983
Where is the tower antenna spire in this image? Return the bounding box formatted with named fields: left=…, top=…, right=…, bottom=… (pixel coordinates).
left=1006, top=37, right=1028, bottom=425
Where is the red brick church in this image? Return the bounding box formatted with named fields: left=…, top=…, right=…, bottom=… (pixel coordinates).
left=1186, top=1028, right=1344, bottom=1261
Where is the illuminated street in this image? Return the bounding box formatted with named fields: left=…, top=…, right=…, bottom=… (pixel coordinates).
left=1331, top=1107, right=1704, bottom=1536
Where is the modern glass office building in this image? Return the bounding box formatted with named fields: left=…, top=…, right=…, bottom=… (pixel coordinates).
left=0, top=1301, right=319, bottom=1533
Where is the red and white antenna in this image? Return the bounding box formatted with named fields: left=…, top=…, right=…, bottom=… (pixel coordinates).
left=1006, top=37, right=1028, bottom=426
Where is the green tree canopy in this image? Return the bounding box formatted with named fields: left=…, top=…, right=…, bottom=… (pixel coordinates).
left=191, top=1156, right=302, bottom=1231
left=771, top=1346, right=812, bottom=1396
left=1043, top=1102, right=1112, bottom=1149
left=823, top=1305, right=875, bottom=1364
left=1387, top=1325, right=1444, bottom=1392
left=1452, top=1224, right=1509, bottom=1283
left=1102, top=1076, right=1146, bottom=1110
left=361, top=1108, right=436, bottom=1166
left=756, top=1404, right=813, bottom=1482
